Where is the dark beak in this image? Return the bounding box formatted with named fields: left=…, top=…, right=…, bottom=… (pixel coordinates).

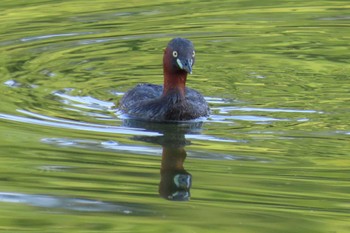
left=177, top=58, right=193, bottom=74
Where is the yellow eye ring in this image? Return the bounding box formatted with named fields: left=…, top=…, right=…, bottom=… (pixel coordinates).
left=172, top=51, right=178, bottom=57
left=192, top=51, right=195, bottom=57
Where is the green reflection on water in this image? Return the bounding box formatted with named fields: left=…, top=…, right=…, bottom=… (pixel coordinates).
left=1, top=0, right=350, bottom=232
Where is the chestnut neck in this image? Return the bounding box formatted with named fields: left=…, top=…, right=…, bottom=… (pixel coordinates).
left=163, top=70, right=187, bottom=97
left=162, top=48, right=187, bottom=98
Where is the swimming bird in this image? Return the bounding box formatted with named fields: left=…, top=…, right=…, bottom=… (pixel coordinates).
left=120, top=38, right=209, bottom=121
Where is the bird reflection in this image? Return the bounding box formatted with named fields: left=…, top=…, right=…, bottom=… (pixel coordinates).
left=159, top=146, right=191, bottom=201
left=123, top=119, right=203, bottom=201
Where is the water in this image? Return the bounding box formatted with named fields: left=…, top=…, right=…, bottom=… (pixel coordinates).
left=1, top=0, right=350, bottom=232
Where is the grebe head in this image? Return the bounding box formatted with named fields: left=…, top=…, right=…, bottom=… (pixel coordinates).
left=163, top=38, right=195, bottom=74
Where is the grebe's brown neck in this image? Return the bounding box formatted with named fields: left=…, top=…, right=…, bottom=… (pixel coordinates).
left=163, top=69, right=187, bottom=98
left=162, top=47, right=188, bottom=98
left=161, top=38, right=195, bottom=98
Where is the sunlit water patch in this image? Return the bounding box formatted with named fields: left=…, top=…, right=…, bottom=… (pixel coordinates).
left=0, top=192, right=152, bottom=214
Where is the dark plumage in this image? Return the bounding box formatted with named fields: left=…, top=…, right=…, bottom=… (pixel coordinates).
left=120, top=38, right=209, bottom=122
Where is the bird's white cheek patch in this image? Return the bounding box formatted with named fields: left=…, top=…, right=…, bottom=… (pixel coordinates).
left=176, top=58, right=184, bottom=69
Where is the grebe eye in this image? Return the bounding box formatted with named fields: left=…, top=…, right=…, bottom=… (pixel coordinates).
left=192, top=51, right=195, bottom=57
left=172, top=51, right=178, bottom=57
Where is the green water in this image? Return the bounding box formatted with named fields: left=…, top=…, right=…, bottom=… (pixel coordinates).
left=1, top=0, right=350, bottom=232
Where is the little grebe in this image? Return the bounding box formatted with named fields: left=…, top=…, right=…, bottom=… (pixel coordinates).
left=120, top=38, right=209, bottom=121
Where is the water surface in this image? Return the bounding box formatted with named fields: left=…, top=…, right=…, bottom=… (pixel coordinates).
left=1, top=0, right=350, bottom=232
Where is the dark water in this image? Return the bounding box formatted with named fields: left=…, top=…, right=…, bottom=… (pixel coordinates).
left=1, top=0, right=350, bottom=232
